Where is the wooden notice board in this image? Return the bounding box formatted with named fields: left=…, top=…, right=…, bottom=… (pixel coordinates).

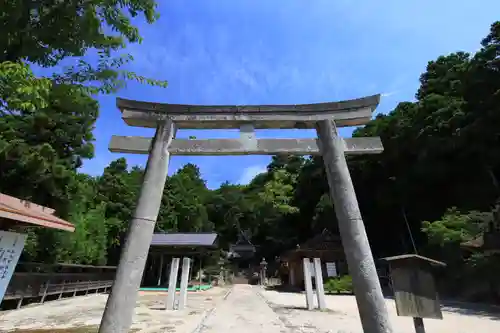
left=391, top=265, right=443, bottom=319
left=383, top=254, right=446, bottom=320
left=0, top=230, right=27, bottom=302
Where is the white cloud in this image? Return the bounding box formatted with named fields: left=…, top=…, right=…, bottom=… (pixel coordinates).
left=237, top=165, right=267, bottom=185
left=381, top=91, right=399, bottom=98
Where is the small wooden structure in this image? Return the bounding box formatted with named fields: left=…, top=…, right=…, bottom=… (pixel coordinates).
left=281, top=229, right=346, bottom=288
left=461, top=230, right=500, bottom=254
left=460, top=214, right=500, bottom=300
left=461, top=204, right=500, bottom=254
left=143, top=232, right=218, bottom=310
left=0, top=193, right=75, bottom=232
left=228, top=229, right=256, bottom=275
left=0, top=193, right=75, bottom=307
left=228, top=230, right=256, bottom=257
left=143, top=232, right=218, bottom=287
left=382, top=254, right=446, bottom=333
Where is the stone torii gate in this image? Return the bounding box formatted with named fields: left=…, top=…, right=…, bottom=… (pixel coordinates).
left=98, top=95, right=393, bottom=333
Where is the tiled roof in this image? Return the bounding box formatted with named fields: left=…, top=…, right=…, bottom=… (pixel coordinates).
left=280, top=229, right=344, bottom=259
left=299, top=229, right=342, bottom=250
left=150, top=232, right=218, bottom=247
left=0, top=193, right=74, bottom=232
left=381, top=254, right=446, bottom=267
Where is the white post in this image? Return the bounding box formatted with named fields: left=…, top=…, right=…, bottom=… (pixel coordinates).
left=157, top=254, right=164, bottom=286
left=290, top=266, right=295, bottom=286
left=166, top=257, right=180, bottom=310
left=198, top=258, right=203, bottom=291
left=313, top=258, right=327, bottom=310
left=178, top=257, right=191, bottom=310
left=302, top=258, right=315, bottom=310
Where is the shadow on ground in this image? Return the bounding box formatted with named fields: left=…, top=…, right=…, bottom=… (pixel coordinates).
left=272, top=305, right=337, bottom=313
left=9, top=328, right=97, bottom=333
left=264, top=285, right=302, bottom=294
left=383, top=294, right=500, bottom=321
left=8, top=327, right=141, bottom=333
left=441, top=300, right=500, bottom=321
left=266, top=286, right=500, bottom=321
left=264, top=284, right=353, bottom=296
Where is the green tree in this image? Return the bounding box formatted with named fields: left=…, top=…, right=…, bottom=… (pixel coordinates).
left=95, top=158, right=140, bottom=264
left=0, top=61, right=51, bottom=113
left=245, top=159, right=303, bottom=258
left=258, top=169, right=298, bottom=215
left=207, top=182, right=252, bottom=249
left=58, top=202, right=108, bottom=265
left=422, top=208, right=486, bottom=247
left=1, top=0, right=167, bottom=95
left=0, top=83, right=97, bottom=215
left=0, top=1, right=169, bottom=265
left=422, top=208, right=500, bottom=301
left=158, top=164, right=212, bottom=232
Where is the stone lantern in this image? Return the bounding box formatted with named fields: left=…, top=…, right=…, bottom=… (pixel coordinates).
left=259, top=258, right=268, bottom=285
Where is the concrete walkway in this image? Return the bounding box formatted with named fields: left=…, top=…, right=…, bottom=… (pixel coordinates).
left=200, top=285, right=287, bottom=333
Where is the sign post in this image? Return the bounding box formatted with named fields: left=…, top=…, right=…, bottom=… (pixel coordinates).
left=326, top=262, right=337, bottom=277
left=0, top=230, right=27, bottom=302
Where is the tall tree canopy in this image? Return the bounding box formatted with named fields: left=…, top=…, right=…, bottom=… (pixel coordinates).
left=1, top=0, right=166, bottom=263
left=1, top=0, right=167, bottom=94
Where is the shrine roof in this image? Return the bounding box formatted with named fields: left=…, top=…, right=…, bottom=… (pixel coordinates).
left=381, top=254, right=446, bottom=267
left=150, top=232, right=218, bottom=247
left=0, top=193, right=75, bottom=232
left=461, top=232, right=500, bottom=254
left=281, top=229, right=343, bottom=259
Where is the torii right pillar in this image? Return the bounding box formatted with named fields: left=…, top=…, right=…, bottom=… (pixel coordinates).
left=316, top=119, right=393, bottom=333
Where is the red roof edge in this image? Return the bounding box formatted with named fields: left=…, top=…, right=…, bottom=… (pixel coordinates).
left=0, top=193, right=75, bottom=232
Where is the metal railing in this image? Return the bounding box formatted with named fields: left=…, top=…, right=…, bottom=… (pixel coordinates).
left=2, top=262, right=116, bottom=309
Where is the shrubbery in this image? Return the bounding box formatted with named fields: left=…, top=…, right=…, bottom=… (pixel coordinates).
left=324, top=275, right=353, bottom=294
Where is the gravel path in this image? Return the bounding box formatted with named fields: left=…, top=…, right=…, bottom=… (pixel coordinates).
left=261, top=289, right=500, bottom=333
left=0, top=288, right=229, bottom=333
left=199, top=285, right=288, bottom=333
left=3, top=285, right=499, bottom=333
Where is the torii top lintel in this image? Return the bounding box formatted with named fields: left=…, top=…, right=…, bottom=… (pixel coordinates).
left=116, top=94, right=380, bottom=130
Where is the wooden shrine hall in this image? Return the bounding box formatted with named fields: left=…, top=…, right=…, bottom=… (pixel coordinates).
left=0, top=193, right=76, bottom=307
left=141, top=232, right=218, bottom=288
left=280, top=229, right=347, bottom=289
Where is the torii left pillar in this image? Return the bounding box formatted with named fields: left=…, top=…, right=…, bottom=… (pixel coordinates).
left=99, top=119, right=174, bottom=333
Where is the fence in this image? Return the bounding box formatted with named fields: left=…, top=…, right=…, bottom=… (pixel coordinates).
left=1, top=262, right=116, bottom=309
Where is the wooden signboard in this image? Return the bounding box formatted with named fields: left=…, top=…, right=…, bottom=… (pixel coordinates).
left=0, top=230, right=27, bottom=302
left=391, top=265, right=442, bottom=319
left=326, top=262, right=337, bottom=277
left=382, top=254, right=446, bottom=333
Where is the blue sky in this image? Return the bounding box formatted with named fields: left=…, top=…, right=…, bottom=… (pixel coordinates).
left=77, top=0, right=499, bottom=189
